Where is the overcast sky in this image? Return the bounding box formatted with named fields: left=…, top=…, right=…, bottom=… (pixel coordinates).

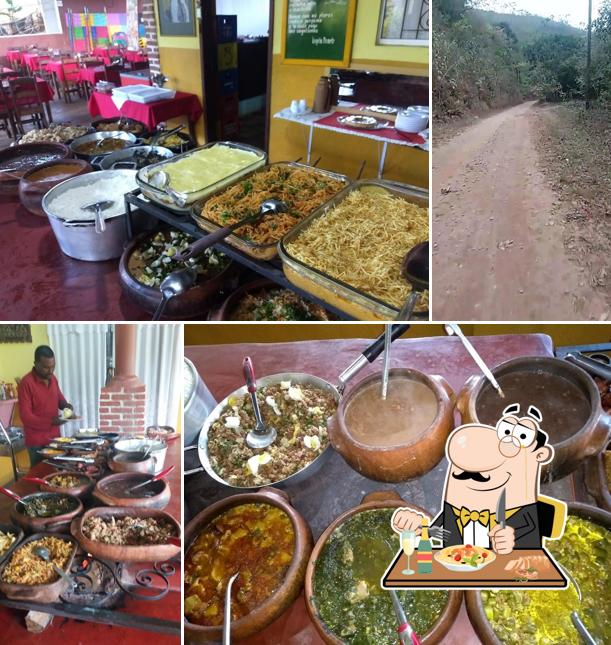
left=478, top=0, right=604, bottom=28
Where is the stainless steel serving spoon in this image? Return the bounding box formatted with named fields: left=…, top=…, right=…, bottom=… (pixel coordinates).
left=33, top=546, right=75, bottom=589
left=397, top=242, right=429, bottom=321
left=81, top=199, right=114, bottom=234
left=223, top=573, right=239, bottom=645
left=243, top=356, right=277, bottom=449
left=152, top=268, right=197, bottom=321
left=556, top=562, right=597, bottom=645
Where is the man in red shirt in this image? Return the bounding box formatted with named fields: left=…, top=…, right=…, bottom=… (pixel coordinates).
left=18, top=345, right=74, bottom=465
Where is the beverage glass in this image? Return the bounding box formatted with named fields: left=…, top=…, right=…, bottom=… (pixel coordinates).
left=401, top=530, right=417, bottom=575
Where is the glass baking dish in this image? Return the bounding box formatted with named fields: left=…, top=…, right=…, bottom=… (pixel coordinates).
left=135, top=141, right=267, bottom=213
left=278, top=179, right=429, bottom=320
left=189, top=162, right=350, bottom=260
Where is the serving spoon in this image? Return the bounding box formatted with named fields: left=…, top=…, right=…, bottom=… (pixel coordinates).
left=33, top=546, right=75, bottom=589
left=556, top=563, right=597, bottom=645
left=81, top=199, right=114, bottom=234
left=152, top=268, right=197, bottom=321
left=223, top=573, right=239, bottom=645
left=150, top=170, right=188, bottom=208
left=381, top=324, right=392, bottom=400
left=397, top=242, right=429, bottom=321
left=243, top=356, right=277, bottom=449
left=174, top=199, right=288, bottom=262
left=126, top=465, right=175, bottom=493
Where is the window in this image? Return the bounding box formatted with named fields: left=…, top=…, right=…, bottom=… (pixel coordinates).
left=0, top=0, right=62, bottom=37
left=378, top=0, right=429, bottom=45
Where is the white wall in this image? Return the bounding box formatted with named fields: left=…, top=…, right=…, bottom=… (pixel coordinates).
left=216, top=0, right=270, bottom=37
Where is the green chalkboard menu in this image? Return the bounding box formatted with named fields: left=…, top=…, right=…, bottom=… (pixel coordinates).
left=282, top=0, right=357, bottom=66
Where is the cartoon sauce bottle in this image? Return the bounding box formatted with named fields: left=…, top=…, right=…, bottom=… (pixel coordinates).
left=417, top=517, right=433, bottom=574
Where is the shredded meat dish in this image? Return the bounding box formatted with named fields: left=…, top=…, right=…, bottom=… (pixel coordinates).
left=82, top=515, right=177, bottom=545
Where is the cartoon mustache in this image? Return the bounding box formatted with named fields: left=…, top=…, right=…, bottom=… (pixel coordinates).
left=452, top=470, right=491, bottom=482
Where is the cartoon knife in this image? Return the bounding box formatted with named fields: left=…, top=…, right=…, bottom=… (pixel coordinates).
left=496, top=488, right=506, bottom=529
left=389, top=589, right=421, bottom=645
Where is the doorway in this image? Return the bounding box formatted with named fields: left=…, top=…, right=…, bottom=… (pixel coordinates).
left=200, top=0, right=273, bottom=151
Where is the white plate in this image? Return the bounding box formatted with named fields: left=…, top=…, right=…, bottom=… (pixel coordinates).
left=434, top=548, right=496, bottom=572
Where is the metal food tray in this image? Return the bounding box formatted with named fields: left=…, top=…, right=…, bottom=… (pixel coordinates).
left=189, top=161, right=350, bottom=261
left=278, top=179, right=429, bottom=321
left=135, top=141, right=267, bottom=214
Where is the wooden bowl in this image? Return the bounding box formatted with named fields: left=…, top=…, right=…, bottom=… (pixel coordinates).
left=0, top=532, right=78, bottom=602
left=10, top=493, right=84, bottom=534
left=184, top=487, right=313, bottom=642
left=118, top=230, right=238, bottom=319
left=0, top=142, right=72, bottom=195
left=109, top=453, right=156, bottom=474
left=71, top=506, right=181, bottom=563
left=18, top=159, right=91, bottom=216
left=465, top=502, right=611, bottom=645
left=93, top=472, right=171, bottom=510
left=329, top=369, right=455, bottom=482
left=305, top=490, right=462, bottom=645
left=456, top=356, right=611, bottom=481
left=0, top=522, right=25, bottom=566
left=39, top=471, right=95, bottom=498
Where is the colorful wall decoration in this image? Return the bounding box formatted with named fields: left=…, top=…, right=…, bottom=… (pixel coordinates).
left=69, top=12, right=129, bottom=52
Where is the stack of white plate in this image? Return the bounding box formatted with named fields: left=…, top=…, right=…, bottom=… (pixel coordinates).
left=395, top=106, right=430, bottom=133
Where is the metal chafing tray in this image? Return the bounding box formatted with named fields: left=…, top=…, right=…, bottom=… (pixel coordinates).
left=278, top=179, right=429, bottom=321
left=135, top=141, right=267, bottom=213
left=189, top=161, right=350, bottom=260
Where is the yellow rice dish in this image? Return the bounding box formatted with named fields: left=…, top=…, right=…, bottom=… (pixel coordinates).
left=152, top=145, right=262, bottom=194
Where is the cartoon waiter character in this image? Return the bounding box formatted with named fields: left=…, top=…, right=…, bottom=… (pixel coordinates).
left=392, top=404, right=566, bottom=554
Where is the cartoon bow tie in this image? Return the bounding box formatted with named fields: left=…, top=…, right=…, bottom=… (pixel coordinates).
left=457, top=507, right=490, bottom=528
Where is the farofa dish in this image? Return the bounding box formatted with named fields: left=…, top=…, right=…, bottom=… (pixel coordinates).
left=284, top=188, right=429, bottom=311
left=2, top=537, right=72, bottom=585
left=199, top=164, right=345, bottom=246
left=82, top=515, right=177, bottom=545
left=184, top=503, right=295, bottom=626
left=208, top=381, right=337, bottom=486
left=0, top=529, right=16, bottom=558
left=47, top=474, right=85, bottom=489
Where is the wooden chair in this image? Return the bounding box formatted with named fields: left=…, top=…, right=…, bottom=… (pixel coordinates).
left=0, top=85, right=17, bottom=139
left=104, top=64, right=122, bottom=86
left=8, top=77, right=48, bottom=134
left=60, top=61, right=83, bottom=103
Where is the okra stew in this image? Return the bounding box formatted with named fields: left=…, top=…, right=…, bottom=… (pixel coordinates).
left=313, top=508, right=449, bottom=644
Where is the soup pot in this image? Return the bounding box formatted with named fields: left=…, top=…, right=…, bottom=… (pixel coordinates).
left=184, top=487, right=312, bottom=642
left=183, top=357, right=217, bottom=447
left=93, top=472, right=171, bottom=510
left=329, top=369, right=455, bottom=482
left=114, top=438, right=167, bottom=474
left=185, top=325, right=411, bottom=488
left=456, top=356, right=611, bottom=481
left=70, top=130, right=138, bottom=161
left=465, top=502, right=611, bottom=645
left=305, top=490, right=463, bottom=645
left=10, top=492, right=83, bottom=534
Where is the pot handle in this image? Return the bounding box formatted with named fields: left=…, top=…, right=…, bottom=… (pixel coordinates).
left=89, top=154, right=104, bottom=168
left=584, top=411, right=611, bottom=458
left=429, top=375, right=455, bottom=406
left=361, top=490, right=403, bottom=504
left=456, top=374, right=482, bottom=420
left=258, top=487, right=291, bottom=504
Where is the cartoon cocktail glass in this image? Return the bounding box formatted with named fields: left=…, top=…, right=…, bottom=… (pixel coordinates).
left=401, top=529, right=417, bottom=575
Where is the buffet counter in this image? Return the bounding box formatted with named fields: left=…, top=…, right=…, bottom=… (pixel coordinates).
left=0, top=437, right=181, bottom=642
left=184, top=333, right=597, bottom=644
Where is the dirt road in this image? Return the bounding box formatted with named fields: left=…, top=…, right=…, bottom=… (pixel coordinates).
left=432, top=101, right=608, bottom=320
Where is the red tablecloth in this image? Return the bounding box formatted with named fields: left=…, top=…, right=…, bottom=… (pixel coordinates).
left=45, top=59, right=76, bottom=82
left=79, top=65, right=107, bottom=85
left=88, top=89, right=203, bottom=129
left=6, top=50, right=23, bottom=64
left=314, top=110, right=426, bottom=145
left=124, top=50, right=148, bottom=63
left=120, top=72, right=152, bottom=87
left=2, top=78, right=54, bottom=104
left=23, top=52, right=50, bottom=72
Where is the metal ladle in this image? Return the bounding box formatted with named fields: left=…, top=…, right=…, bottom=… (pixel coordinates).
left=445, top=323, right=505, bottom=398
left=81, top=199, right=115, bottom=234
left=381, top=324, right=392, bottom=400
left=243, top=356, right=277, bottom=449
left=152, top=268, right=197, bottom=321
left=556, top=563, right=597, bottom=645
left=151, top=170, right=188, bottom=208
left=33, top=546, right=75, bottom=589
left=175, top=199, right=288, bottom=262
left=397, top=242, right=429, bottom=321
left=223, top=573, right=239, bottom=645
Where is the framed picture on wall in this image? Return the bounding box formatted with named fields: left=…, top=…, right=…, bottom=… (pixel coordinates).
left=156, top=0, right=196, bottom=36
left=0, top=325, right=32, bottom=344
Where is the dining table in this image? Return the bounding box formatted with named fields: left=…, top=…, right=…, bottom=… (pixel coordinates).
left=6, top=50, right=23, bottom=67
left=2, top=77, right=55, bottom=123
left=0, top=436, right=181, bottom=642
left=184, top=332, right=598, bottom=644
left=22, top=53, right=50, bottom=73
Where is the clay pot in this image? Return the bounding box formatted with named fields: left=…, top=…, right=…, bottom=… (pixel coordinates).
left=39, top=471, right=95, bottom=498
left=329, top=369, right=455, bottom=482
left=456, top=356, right=611, bottom=481
left=465, top=502, right=611, bottom=645
left=71, top=506, right=181, bottom=563
left=18, top=159, right=91, bottom=216
left=118, top=230, right=238, bottom=319
left=0, top=532, right=78, bottom=602
left=0, top=522, right=24, bottom=566
left=305, top=490, right=463, bottom=645
left=584, top=444, right=611, bottom=512
left=184, top=487, right=313, bottom=642
left=10, top=492, right=83, bottom=534
left=93, top=472, right=171, bottom=510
